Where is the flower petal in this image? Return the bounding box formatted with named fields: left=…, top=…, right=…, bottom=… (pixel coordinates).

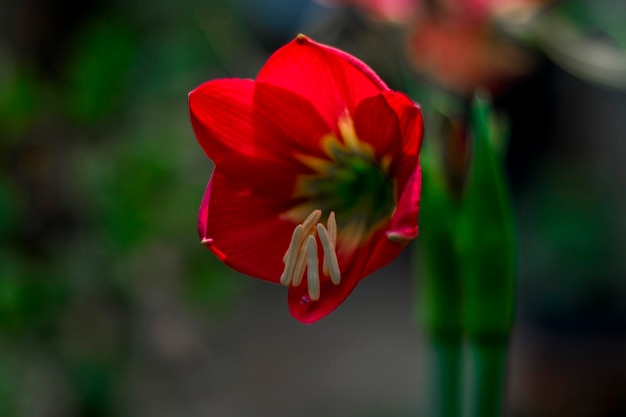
left=189, top=79, right=331, bottom=173
left=192, top=79, right=338, bottom=281
left=382, top=91, right=423, bottom=160
left=257, top=35, right=389, bottom=127
left=384, top=164, right=422, bottom=246
left=361, top=165, right=421, bottom=277
left=189, top=79, right=260, bottom=166
left=381, top=91, right=423, bottom=196
left=286, top=207, right=416, bottom=324
left=287, top=248, right=370, bottom=323
left=199, top=169, right=298, bottom=282
left=353, top=93, right=402, bottom=160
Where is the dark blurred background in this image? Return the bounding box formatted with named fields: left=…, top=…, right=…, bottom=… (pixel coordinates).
left=0, top=0, right=625, bottom=416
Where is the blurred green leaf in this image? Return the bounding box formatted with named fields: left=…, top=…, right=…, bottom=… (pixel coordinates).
left=0, top=66, right=40, bottom=139
left=65, top=359, right=118, bottom=417
left=0, top=253, right=68, bottom=337
left=457, top=96, right=516, bottom=337
left=183, top=250, right=243, bottom=315
left=0, top=181, right=17, bottom=239
left=0, top=345, right=18, bottom=417
left=416, top=144, right=463, bottom=337
left=63, top=19, right=136, bottom=124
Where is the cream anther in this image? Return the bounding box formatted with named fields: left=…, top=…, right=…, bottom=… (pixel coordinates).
left=292, top=245, right=308, bottom=287
left=306, top=235, right=320, bottom=301
left=280, top=224, right=303, bottom=286
left=279, top=209, right=342, bottom=300
left=316, top=223, right=341, bottom=285
left=328, top=211, right=337, bottom=244
left=302, top=209, right=322, bottom=234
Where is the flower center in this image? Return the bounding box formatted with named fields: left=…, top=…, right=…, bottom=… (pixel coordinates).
left=280, top=209, right=340, bottom=301
left=286, top=114, right=397, bottom=252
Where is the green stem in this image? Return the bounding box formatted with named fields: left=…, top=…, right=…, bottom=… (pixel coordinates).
left=465, top=335, right=509, bottom=417
left=422, top=332, right=462, bottom=417
left=415, top=147, right=464, bottom=417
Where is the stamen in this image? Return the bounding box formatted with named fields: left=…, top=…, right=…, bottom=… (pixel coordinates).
left=338, top=114, right=360, bottom=150
left=302, top=209, right=322, bottom=236
left=279, top=208, right=343, bottom=299
left=328, top=211, right=337, bottom=245
left=306, top=235, right=320, bottom=301
left=280, top=224, right=303, bottom=286
left=282, top=224, right=303, bottom=264
left=316, top=223, right=341, bottom=285
left=291, top=243, right=309, bottom=287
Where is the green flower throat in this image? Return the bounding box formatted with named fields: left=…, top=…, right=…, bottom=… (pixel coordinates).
left=287, top=115, right=397, bottom=251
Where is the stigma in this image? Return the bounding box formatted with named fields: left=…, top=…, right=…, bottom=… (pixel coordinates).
left=280, top=209, right=341, bottom=301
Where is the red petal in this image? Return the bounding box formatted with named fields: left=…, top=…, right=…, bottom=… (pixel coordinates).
left=287, top=246, right=370, bottom=323
left=257, top=35, right=388, bottom=128
left=189, top=79, right=260, bottom=166
left=382, top=91, right=423, bottom=160
left=384, top=164, right=422, bottom=246
left=192, top=80, right=339, bottom=281
left=189, top=79, right=330, bottom=174
left=197, top=176, right=212, bottom=241
left=353, top=93, right=402, bottom=160
left=382, top=91, right=423, bottom=196
left=286, top=205, right=417, bottom=324
left=361, top=164, right=421, bottom=277
left=199, top=169, right=299, bottom=283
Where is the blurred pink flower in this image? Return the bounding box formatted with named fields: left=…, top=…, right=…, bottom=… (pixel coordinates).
left=407, top=16, right=532, bottom=94
left=404, top=0, right=550, bottom=94
left=316, top=0, right=420, bottom=24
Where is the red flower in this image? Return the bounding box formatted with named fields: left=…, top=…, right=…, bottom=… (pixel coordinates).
left=189, top=35, right=423, bottom=323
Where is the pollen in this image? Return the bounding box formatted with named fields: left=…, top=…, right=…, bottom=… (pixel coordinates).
left=280, top=209, right=341, bottom=301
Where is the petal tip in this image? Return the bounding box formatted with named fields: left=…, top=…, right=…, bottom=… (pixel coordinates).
left=200, top=237, right=228, bottom=262
left=295, top=33, right=309, bottom=44
left=386, top=228, right=418, bottom=244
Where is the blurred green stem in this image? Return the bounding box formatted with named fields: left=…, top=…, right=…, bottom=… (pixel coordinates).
left=416, top=165, right=463, bottom=417
left=466, top=335, right=508, bottom=417
left=459, top=96, right=515, bottom=417
left=416, top=98, right=466, bottom=417
left=423, top=332, right=462, bottom=417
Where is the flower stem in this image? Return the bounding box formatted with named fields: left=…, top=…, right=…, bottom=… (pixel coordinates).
left=422, top=332, right=462, bottom=417
left=415, top=134, right=464, bottom=417
left=466, top=334, right=509, bottom=417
